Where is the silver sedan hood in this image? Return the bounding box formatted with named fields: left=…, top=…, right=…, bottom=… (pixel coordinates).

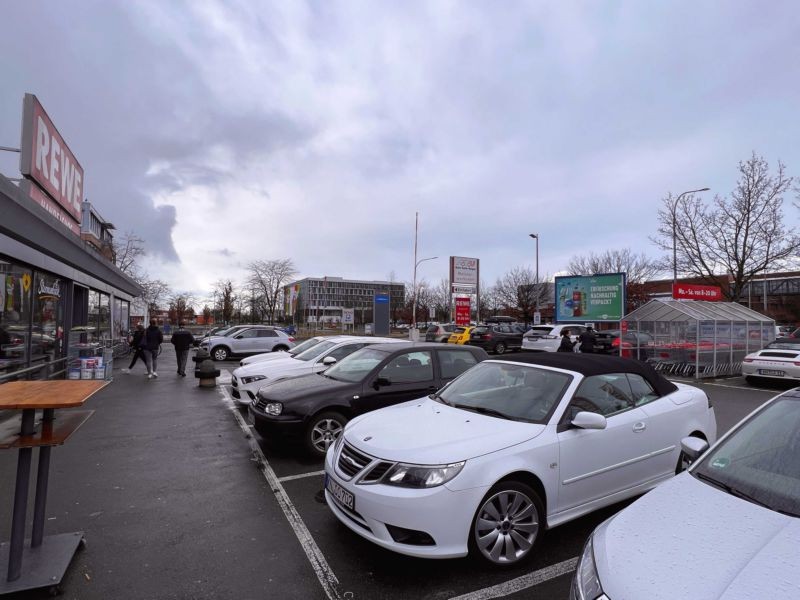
left=595, top=473, right=800, bottom=600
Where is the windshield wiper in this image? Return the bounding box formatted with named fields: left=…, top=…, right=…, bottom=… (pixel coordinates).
left=452, top=404, right=514, bottom=420
left=695, top=472, right=773, bottom=511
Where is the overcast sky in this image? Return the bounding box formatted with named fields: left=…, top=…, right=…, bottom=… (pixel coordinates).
left=2, top=1, right=799, bottom=299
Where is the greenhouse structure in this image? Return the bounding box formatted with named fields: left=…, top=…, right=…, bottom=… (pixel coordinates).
left=620, top=299, right=775, bottom=379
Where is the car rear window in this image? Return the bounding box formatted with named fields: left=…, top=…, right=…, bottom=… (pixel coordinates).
left=526, top=326, right=553, bottom=337
left=472, top=326, right=490, bottom=334
left=426, top=326, right=439, bottom=333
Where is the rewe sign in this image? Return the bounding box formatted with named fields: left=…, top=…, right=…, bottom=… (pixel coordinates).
left=20, top=94, right=84, bottom=225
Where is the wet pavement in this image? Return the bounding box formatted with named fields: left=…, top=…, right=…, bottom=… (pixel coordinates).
left=0, top=349, right=791, bottom=600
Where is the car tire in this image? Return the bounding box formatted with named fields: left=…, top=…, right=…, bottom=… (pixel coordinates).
left=494, top=342, right=507, bottom=355
left=272, top=345, right=289, bottom=352
left=305, top=411, right=348, bottom=457
left=212, top=346, right=230, bottom=361
left=469, top=480, right=543, bottom=567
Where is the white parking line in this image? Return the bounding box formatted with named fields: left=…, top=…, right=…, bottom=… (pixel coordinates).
left=692, top=381, right=779, bottom=393
left=278, top=470, right=327, bottom=483
left=448, top=556, right=578, bottom=600
left=217, top=374, right=342, bottom=600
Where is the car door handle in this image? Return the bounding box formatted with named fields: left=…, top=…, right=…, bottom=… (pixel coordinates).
left=632, top=422, right=646, bottom=433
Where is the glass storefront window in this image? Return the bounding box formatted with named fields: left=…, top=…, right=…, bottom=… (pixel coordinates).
left=0, top=258, right=33, bottom=377
left=98, top=292, right=111, bottom=343
left=32, top=272, right=66, bottom=370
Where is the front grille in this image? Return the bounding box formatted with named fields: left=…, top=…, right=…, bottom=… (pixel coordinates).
left=231, top=376, right=238, bottom=388
left=337, top=444, right=372, bottom=478
left=361, top=461, right=394, bottom=483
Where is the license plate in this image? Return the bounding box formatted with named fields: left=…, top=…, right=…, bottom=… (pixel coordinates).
left=759, top=369, right=785, bottom=376
left=325, top=473, right=355, bottom=511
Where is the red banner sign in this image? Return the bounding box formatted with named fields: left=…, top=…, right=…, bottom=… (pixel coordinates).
left=672, top=283, right=722, bottom=301
left=19, top=94, right=84, bottom=224
left=22, top=181, right=80, bottom=235
left=455, top=297, right=471, bottom=326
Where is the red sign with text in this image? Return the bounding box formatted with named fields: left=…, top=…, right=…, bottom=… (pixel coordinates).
left=455, top=297, right=471, bottom=326
left=672, top=283, right=722, bottom=301
left=19, top=94, right=84, bottom=225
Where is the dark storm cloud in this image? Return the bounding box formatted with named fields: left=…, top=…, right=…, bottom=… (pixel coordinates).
left=0, top=1, right=312, bottom=262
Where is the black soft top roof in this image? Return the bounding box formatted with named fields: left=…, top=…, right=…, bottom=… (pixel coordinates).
left=490, top=353, right=678, bottom=397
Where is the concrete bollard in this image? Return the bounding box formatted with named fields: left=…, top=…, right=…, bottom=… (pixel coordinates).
left=195, top=358, right=221, bottom=388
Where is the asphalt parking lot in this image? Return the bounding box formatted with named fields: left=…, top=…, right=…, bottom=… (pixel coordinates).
left=214, top=359, right=795, bottom=600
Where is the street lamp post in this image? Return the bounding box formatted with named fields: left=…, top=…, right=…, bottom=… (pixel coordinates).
left=672, top=188, right=710, bottom=287
left=412, top=256, right=438, bottom=331
left=529, top=234, right=539, bottom=320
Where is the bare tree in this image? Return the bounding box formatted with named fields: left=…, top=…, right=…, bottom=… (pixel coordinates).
left=113, top=231, right=146, bottom=277
left=494, top=267, right=548, bottom=322
left=246, top=259, right=297, bottom=324
left=212, top=279, right=236, bottom=324
left=654, top=153, right=800, bottom=302
left=168, top=292, right=196, bottom=324
left=567, top=249, right=661, bottom=284
left=431, top=278, right=452, bottom=322
left=139, top=279, right=171, bottom=315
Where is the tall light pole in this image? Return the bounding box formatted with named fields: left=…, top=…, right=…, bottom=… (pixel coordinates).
left=672, top=187, right=710, bottom=286
left=412, top=256, right=438, bottom=330
left=529, top=234, right=539, bottom=319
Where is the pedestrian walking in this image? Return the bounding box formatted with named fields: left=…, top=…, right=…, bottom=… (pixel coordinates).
left=557, top=329, right=575, bottom=352
left=171, top=321, right=195, bottom=377
left=142, top=318, right=164, bottom=379
left=578, top=325, right=597, bottom=354
left=123, top=323, right=146, bottom=372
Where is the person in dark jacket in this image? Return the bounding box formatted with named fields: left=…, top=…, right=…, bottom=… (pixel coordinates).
left=170, top=322, right=195, bottom=377
left=125, top=323, right=146, bottom=371
left=141, top=318, right=164, bottom=378
left=578, top=325, right=597, bottom=354
left=557, top=329, right=575, bottom=352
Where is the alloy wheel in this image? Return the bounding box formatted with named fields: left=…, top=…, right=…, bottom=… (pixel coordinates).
left=310, top=418, right=344, bottom=453
left=473, top=489, right=539, bottom=564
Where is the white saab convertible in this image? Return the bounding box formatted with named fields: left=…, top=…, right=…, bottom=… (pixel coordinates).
left=324, top=353, right=717, bottom=566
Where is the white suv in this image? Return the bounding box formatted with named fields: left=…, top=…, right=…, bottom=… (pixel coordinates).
left=200, top=327, right=295, bottom=361
left=521, top=324, right=585, bottom=352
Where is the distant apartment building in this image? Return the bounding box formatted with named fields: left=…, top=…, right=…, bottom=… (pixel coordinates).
left=284, top=277, right=405, bottom=325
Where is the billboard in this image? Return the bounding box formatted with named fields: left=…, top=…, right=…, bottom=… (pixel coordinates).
left=555, top=273, right=626, bottom=323
left=19, top=94, right=84, bottom=226
left=449, top=257, right=479, bottom=286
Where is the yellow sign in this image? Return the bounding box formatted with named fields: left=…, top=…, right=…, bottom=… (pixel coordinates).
left=21, top=273, right=31, bottom=293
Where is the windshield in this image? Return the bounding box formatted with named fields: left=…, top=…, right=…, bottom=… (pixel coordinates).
left=294, top=340, right=337, bottom=362
left=693, top=395, right=800, bottom=517
left=324, top=347, right=389, bottom=383
left=437, top=362, right=572, bottom=423
left=289, top=338, right=323, bottom=355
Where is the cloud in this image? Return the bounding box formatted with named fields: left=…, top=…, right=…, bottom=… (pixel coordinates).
left=1, top=0, right=799, bottom=300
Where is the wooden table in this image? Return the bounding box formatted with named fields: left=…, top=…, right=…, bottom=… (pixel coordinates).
left=0, top=380, right=104, bottom=595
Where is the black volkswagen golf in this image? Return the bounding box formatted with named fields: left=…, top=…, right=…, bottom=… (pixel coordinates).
left=248, top=342, right=488, bottom=456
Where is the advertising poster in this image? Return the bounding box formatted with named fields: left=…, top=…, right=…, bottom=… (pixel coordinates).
left=554, top=273, right=626, bottom=323
left=455, top=297, right=471, bottom=326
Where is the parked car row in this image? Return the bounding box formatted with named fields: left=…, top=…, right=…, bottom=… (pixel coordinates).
left=198, top=325, right=296, bottom=361
left=230, top=329, right=799, bottom=594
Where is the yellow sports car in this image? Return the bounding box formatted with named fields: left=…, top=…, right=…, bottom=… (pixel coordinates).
left=447, top=326, right=474, bottom=344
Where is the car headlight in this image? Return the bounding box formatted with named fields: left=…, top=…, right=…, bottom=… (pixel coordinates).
left=574, top=536, right=607, bottom=600
left=265, top=402, right=282, bottom=416
left=240, top=374, right=267, bottom=384
left=382, top=461, right=465, bottom=488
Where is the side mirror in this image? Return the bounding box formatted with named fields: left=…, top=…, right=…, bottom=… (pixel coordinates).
left=235, top=334, right=244, bottom=339
left=571, top=411, right=607, bottom=430
left=680, top=436, right=709, bottom=462
left=322, top=356, right=337, bottom=366
left=373, top=376, right=392, bottom=390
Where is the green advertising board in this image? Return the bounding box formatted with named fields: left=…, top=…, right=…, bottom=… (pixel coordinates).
left=554, top=273, right=626, bottom=323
